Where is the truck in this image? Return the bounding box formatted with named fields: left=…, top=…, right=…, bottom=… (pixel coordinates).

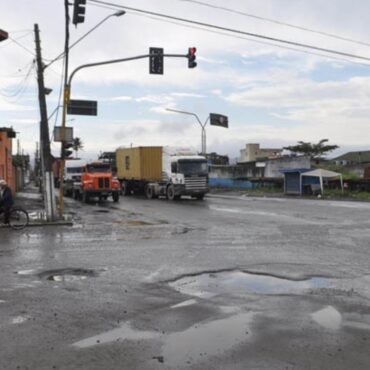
left=64, top=159, right=86, bottom=196
left=116, top=146, right=209, bottom=200
left=73, top=161, right=120, bottom=203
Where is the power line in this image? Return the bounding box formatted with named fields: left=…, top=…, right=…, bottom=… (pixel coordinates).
left=130, top=11, right=370, bottom=67
left=0, top=60, right=36, bottom=101
left=180, top=0, right=370, bottom=48
left=89, top=0, right=370, bottom=63
left=8, top=36, right=36, bottom=57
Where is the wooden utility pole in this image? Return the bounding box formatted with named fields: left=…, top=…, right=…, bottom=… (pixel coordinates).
left=34, top=24, right=57, bottom=221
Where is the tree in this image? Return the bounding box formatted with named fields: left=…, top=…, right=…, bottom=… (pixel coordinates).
left=283, top=139, right=339, bottom=159
left=72, top=137, right=84, bottom=158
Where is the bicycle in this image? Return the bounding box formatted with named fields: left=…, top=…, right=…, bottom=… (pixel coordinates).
left=0, top=206, right=29, bottom=230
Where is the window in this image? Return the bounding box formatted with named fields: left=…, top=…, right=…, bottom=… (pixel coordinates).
left=125, top=156, right=130, bottom=170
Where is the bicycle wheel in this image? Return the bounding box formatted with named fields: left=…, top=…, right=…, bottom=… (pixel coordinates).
left=9, top=208, right=29, bottom=230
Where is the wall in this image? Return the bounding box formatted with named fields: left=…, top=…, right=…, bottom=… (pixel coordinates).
left=210, top=156, right=310, bottom=181
left=0, top=129, right=15, bottom=192
left=264, top=156, right=311, bottom=178
left=240, top=143, right=283, bottom=162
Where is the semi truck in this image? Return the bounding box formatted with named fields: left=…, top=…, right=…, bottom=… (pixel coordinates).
left=116, top=146, right=209, bottom=200
left=73, top=161, right=120, bottom=203
left=64, top=159, right=86, bottom=196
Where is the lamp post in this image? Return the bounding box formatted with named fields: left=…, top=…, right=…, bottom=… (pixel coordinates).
left=166, top=108, right=209, bottom=155
left=58, top=2, right=125, bottom=217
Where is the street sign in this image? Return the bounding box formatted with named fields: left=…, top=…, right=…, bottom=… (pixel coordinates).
left=0, top=29, right=8, bottom=42
left=210, top=113, right=228, bottom=128
left=54, top=127, right=73, bottom=142
left=149, top=47, right=164, bottom=75
left=67, top=99, right=97, bottom=116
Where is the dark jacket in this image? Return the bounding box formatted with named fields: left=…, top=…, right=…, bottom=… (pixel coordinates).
left=0, top=186, right=14, bottom=207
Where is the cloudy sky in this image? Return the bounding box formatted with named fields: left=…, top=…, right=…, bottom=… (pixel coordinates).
left=2, top=0, right=370, bottom=161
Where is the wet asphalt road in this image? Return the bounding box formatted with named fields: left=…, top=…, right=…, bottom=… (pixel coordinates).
left=1, top=192, right=370, bottom=369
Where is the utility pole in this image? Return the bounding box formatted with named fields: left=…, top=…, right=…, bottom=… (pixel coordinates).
left=34, top=24, right=57, bottom=221
left=58, top=0, right=71, bottom=217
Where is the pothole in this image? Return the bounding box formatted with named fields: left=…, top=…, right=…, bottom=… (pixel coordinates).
left=93, top=210, right=110, bottom=213
left=38, top=268, right=98, bottom=282
left=169, top=270, right=330, bottom=297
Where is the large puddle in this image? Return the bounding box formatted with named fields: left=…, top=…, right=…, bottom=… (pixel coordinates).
left=73, top=311, right=255, bottom=366
left=169, top=271, right=329, bottom=297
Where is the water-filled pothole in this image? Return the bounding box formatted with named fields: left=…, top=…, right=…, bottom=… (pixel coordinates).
left=38, top=268, right=98, bottom=282
left=169, top=270, right=329, bottom=297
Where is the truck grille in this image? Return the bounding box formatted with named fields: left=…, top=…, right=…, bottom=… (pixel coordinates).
left=98, top=178, right=110, bottom=188
left=185, top=177, right=208, bottom=191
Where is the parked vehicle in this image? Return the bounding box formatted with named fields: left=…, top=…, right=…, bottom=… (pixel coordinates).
left=73, top=161, right=120, bottom=203
left=64, top=159, right=86, bottom=197
left=116, top=146, right=208, bottom=200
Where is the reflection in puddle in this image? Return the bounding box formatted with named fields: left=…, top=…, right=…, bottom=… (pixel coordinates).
left=72, top=322, right=160, bottom=348
left=73, top=311, right=255, bottom=367
left=169, top=271, right=329, bottom=297
left=170, top=299, right=198, bottom=309
left=12, top=316, right=29, bottom=324
left=48, top=275, right=87, bottom=282
left=162, top=312, right=254, bottom=366
left=311, top=306, right=342, bottom=330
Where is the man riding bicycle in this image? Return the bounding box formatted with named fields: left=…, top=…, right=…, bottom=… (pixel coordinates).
left=0, top=179, right=14, bottom=224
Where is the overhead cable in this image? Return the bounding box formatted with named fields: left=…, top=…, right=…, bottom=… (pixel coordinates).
left=180, top=0, right=370, bottom=48
left=89, top=0, right=370, bottom=63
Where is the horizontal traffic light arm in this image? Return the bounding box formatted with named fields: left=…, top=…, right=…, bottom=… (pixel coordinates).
left=68, top=53, right=191, bottom=86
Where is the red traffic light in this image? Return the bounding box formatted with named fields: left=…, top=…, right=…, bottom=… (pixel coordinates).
left=0, top=29, right=9, bottom=42
left=187, top=47, right=197, bottom=68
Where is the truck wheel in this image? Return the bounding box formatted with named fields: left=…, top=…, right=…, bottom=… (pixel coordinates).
left=112, top=193, right=119, bottom=202
left=121, top=181, right=130, bottom=196
left=195, top=194, right=205, bottom=200
left=145, top=185, right=154, bottom=199
left=167, top=184, right=176, bottom=201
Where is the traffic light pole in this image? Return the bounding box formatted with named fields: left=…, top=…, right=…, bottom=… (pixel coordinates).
left=58, top=52, right=190, bottom=216
left=67, top=53, right=188, bottom=86
left=58, top=0, right=71, bottom=217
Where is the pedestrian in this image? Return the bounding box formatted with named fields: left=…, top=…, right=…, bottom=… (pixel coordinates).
left=0, top=179, right=13, bottom=224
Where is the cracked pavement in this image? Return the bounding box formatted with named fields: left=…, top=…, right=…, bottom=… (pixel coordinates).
left=1, top=191, right=370, bottom=369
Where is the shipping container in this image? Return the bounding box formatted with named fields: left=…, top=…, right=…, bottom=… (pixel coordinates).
left=116, top=147, right=162, bottom=181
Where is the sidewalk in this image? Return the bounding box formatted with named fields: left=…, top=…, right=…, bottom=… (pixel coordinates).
left=12, top=185, right=73, bottom=226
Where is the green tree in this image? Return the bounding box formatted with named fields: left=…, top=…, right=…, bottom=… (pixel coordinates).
left=284, top=139, right=339, bottom=159
left=72, top=137, right=84, bottom=158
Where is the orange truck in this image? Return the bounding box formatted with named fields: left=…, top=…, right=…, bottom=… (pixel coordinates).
left=73, top=161, right=120, bottom=203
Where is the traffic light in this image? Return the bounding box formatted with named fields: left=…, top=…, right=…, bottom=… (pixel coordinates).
left=187, top=47, right=197, bottom=68
left=62, top=142, right=73, bottom=159
left=149, top=47, right=164, bottom=75
left=0, top=29, right=8, bottom=42
left=72, top=0, right=86, bottom=26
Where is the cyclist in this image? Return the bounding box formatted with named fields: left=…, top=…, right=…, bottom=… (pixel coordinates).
left=0, top=179, right=14, bottom=224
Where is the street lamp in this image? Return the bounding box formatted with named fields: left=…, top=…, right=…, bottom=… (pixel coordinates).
left=166, top=108, right=229, bottom=156
left=58, top=2, right=126, bottom=216
left=46, top=10, right=126, bottom=69
left=166, top=108, right=209, bottom=155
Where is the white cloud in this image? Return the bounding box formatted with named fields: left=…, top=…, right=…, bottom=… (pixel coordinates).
left=3, top=0, right=370, bottom=158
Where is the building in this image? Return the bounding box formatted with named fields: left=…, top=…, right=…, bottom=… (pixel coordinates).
left=0, top=127, right=16, bottom=191
left=206, top=152, right=229, bottom=165
left=332, top=150, right=370, bottom=165
left=239, top=143, right=283, bottom=163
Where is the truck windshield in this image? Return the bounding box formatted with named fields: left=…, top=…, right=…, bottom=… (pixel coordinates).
left=66, top=167, right=83, bottom=174
left=178, top=160, right=208, bottom=175
left=86, top=164, right=111, bottom=173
